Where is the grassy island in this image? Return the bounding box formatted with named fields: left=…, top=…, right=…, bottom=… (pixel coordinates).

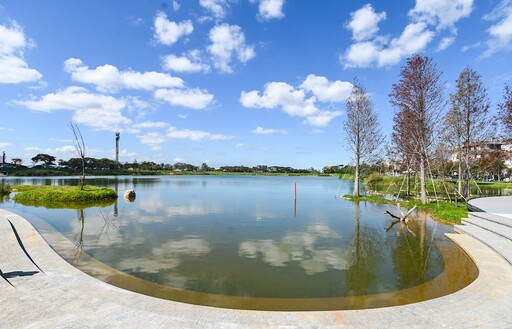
left=12, top=185, right=117, bottom=204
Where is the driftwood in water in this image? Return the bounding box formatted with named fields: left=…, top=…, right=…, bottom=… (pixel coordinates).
left=385, top=203, right=417, bottom=223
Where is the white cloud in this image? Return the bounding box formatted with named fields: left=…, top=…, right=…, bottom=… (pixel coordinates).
left=172, top=1, right=180, bottom=11
left=24, top=146, right=40, bottom=152
left=342, top=21, right=434, bottom=68
left=207, top=24, right=255, bottom=73
left=167, top=126, right=234, bottom=141
left=199, top=0, right=231, bottom=19
left=0, top=142, right=10, bottom=148
left=137, top=132, right=167, bottom=150
left=378, top=22, right=435, bottom=66
left=240, top=77, right=345, bottom=127
left=162, top=53, right=210, bottom=73
left=133, top=121, right=169, bottom=130
left=46, top=145, right=76, bottom=155
left=483, top=1, right=512, bottom=57
left=345, top=4, right=386, bottom=41
left=299, top=74, right=352, bottom=102
left=154, top=88, right=214, bottom=109
left=252, top=126, right=287, bottom=135
left=437, top=36, right=455, bottom=51
left=409, top=0, right=473, bottom=29
left=341, top=1, right=472, bottom=68
left=153, top=11, right=193, bottom=46
left=16, top=86, right=131, bottom=131
left=64, top=58, right=184, bottom=93
left=257, top=0, right=286, bottom=20
left=174, top=157, right=186, bottom=162
left=0, top=127, right=13, bottom=132
left=0, top=22, right=42, bottom=83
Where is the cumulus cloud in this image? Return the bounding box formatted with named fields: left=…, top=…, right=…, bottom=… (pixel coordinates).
left=16, top=86, right=130, bottom=131
left=409, top=0, right=473, bottom=30
left=256, top=0, right=286, bottom=20
left=64, top=58, right=184, bottom=93
left=137, top=132, right=168, bottom=150
left=207, top=24, right=255, bottom=73
left=252, top=126, right=287, bottom=135
left=437, top=36, right=455, bottom=51
left=154, top=88, right=214, bottom=109
left=341, top=1, right=473, bottom=68
left=240, top=75, right=348, bottom=127
left=345, top=4, right=386, bottom=41
left=167, top=126, right=234, bottom=141
left=199, top=0, right=232, bottom=19
left=299, top=74, right=352, bottom=102
left=153, top=11, right=193, bottom=46
left=0, top=22, right=42, bottom=83
left=483, top=0, right=512, bottom=57
left=342, top=21, right=434, bottom=68
left=162, top=52, right=210, bottom=73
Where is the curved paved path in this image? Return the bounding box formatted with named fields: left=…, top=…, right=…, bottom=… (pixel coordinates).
left=1, top=202, right=512, bottom=328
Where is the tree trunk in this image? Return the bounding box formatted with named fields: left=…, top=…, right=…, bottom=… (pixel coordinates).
left=464, top=146, right=470, bottom=199
left=353, top=160, right=360, bottom=196
left=415, top=172, right=419, bottom=196
left=457, top=155, right=462, bottom=196
left=419, top=154, right=428, bottom=204
left=406, top=168, right=411, bottom=197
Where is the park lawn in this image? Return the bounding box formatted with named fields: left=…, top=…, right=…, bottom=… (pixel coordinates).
left=365, top=175, right=512, bottom=198
left=12, top=185, right=117, bottom=203
left=343, top=194, right=467, bottom=225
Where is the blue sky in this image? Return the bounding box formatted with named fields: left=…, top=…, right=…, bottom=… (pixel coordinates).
left=0, top=0, right=511, bottom=169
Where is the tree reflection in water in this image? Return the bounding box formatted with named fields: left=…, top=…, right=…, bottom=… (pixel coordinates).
left=345, top=201, right=384, bottom=296
left=73, top=206, right=124, bottom=264
left=386, top=210, right=442, bottom=288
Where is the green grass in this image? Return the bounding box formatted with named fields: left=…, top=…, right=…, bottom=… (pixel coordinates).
left=12, top=185, right=117, bottom=203
left=342, top=194, right=467, bottom=225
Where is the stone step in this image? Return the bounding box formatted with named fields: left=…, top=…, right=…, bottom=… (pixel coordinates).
left=455, top=223, right=512, bottom=266
left=463, top=217, right=512, bottom=241
left=469, top=212, right=512, bottom=228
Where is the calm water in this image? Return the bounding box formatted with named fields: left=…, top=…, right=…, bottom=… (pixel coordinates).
left=0, top=175, right=477, bottom=310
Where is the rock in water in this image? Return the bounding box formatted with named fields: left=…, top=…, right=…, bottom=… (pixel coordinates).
left=124, top=189, right=136, bottom=202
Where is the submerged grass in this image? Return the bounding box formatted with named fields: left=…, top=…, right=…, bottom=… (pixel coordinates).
left=342, top=194, right=467, bottom=225
left=0, top=180, right=11, bottom=195
left=12, top=185, right=117, bottom=203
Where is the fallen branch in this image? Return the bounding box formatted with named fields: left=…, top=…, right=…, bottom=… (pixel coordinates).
left=385, top=203, right=417, bottom=222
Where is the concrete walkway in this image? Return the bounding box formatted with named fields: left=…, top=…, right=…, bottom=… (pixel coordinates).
left=1, top=202, right=512, bottom=328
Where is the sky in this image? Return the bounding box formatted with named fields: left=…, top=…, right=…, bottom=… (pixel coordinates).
left=0, top=0, right=511, bottom=170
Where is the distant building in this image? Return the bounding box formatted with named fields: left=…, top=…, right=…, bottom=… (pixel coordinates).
left=451, top=139, right=512, bottom=169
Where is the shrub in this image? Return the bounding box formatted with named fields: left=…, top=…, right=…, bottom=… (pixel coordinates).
left=365, top=172, right=383, bottom=190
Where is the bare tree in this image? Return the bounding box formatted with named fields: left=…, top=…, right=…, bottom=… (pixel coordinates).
left=391, top=107, right=417, bottom=196
left=498, top=83, right=512, bottom=139
left=389, top=54, right=446, bottom=204
left=70, top=122, right=86, bottom=190
left=448, top=66, right=491, bottom=198
left=344, top=79, right=384, bottom=196
left=444, top=100, right=465, bottom=195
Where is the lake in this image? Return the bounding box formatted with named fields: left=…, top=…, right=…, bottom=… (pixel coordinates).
left=0, top=175, right=477, bottom=310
